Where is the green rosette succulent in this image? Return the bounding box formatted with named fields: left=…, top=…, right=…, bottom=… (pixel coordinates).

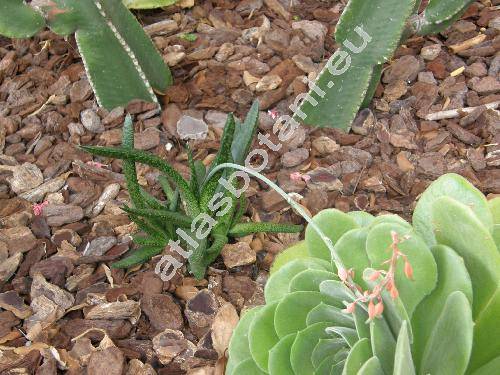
left=227, top=173, right=500, bottom=375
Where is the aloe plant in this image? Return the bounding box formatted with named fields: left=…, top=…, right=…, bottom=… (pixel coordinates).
left=297, top=0, right=474, bottom=130
left=82, top=101, right=303, bottom=278
left=122, top=0, right=180, bottom=8
left=0, top=0, right=171, bottom=110
left=227, top=173, right=500, bottom=374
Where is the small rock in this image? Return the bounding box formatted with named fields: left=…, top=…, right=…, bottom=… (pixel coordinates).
left=418, top=71, right=437, bottom=85
left=221, top=242, right=256, bottom=268
left=243, top=70, right=260, bottom=89
left=292, top=54, right=317, bottom=74
left=447, top=122, right=482, bottom=146
left=177, top=115, right=208, bottom=140
left=135, top=129, right=160, bottom=150
left=31, top=273, right=74, bottom=311
left=255, top=74, right=282, bottom=92
left=84, top=236, right=117, bottom=257
left=87, top=347, right=125, bottom=375
left=43, top=204, right=84, bottom=226
left=384, top=80, right=408, bottom=102
left=0, top=226, right=37, bottom=254
left=0, top=290, right=31, bottom=318
left=141, top=293, right=183, bottom=331
left=85, top=300, right=141, bottom=324
left=467, top=148, right=486, bottom=171
left=312, top=136, right=340, bottom=156
left=102, top=107, right=125, bottom=127
left=205, top=111, right=228, bottom=128
left=281, top=148, right=309, bottom=167
left=260, top=189, right=288, bottom=212
left=292, top=20, right=327, bottom=43
left=471, top=76, right=500, bottom=95
left=70, top=79, right=92, bottom=103
left=489, top=16, right=500, bottom=31
left=383, top=55, right=421, bottom=84
left=420, top=44, right=441, bottom=61
left=453, top=20, right=476, bottom=33
left=211, top=303, right=239, bottom=357
left=465, top=62, right=487, bottom=77
left=153, top=329, right=196, bottom=365
left=126, top=359, right=156, bottom=375
left=352, top=108, right=375, bottom=135
left=5, top=163, right=43, bottom=194
left=164, top=51, right=186, bottom=66
left=188, top=47, right=218, bottom=61
left=81, top=109, right=104, bottom=133
left=0, top=252, right=22, bottom=282
left=185, top=290, right=219, bottom=338
left=306, top=166, right=343, bottom=191
left=235, top=0, right=263, bottom=16
left=215, top=43, right=235, bottom=62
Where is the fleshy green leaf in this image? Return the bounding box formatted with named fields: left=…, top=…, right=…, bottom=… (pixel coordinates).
left=270, top=241, right=309, bottom=274
left=347, top=211, right=375, bottom=227
left=268, top=333, right=296, bottom=375
left=0, top=0, right=45, bottom=38
left=305, top=209, right=359, bottom=261
left=232, top=100, right=260, bottom=165
left=228, top=222, right=303, bottom=237
left=343, top=338, right=372, bottom=375
left=122, top=206, right=192, bottom=227
left=413, top=173, right=493, bottom=246
left=290, top=322, right=331, bottom=374
left=306, top=303, right=355, bottom=328
left=312, top=338, right=348, bottom=369
left=231, top=358, right=267, bottom=375
left=249, top=302, right=280, bottom=372
left=333, top=228, right=370, bottom=288
left=419, top=291, right=473, bottom=375
left=358, top=356, right=385, bottom=375
left=290, top=269, right=338, bottom=293
left=370, top=317, right=396, bottom=374
left=122, top=0, right=179, bottom=9
left=393, top=321, right=415, bottom=375
left=111, top=246, right=163, bottom=268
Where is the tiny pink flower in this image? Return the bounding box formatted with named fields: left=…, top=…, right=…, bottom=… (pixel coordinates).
left=368, top=300, right=376, bottom=320
left=338, top=268, right=348, bottom=282
left=33, top=201, right=48, bottom=216
left=343, top=302, right=356, bottom=314
left=86, top=161, right=108, bottom=169
left=374, top=301, right=384, bottom=317
left=290, top=172, right=303, bottom=182
left=369, top=270, right=382, bottom=281
left=267, top=108, right=279, bottom=120
left=404, top=261, right=414, bottom=280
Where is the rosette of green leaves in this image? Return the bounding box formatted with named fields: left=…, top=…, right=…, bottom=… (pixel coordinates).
left=227, top=174, right=499, bottom=374
left=82, top=101, right=302, bottom=278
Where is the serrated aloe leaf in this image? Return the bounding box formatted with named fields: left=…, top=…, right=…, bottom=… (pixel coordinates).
left=186, top=146, right=199, bottom=196
left=358, top=356, right=385, bottom=375
left=393, top=321, right=415, bottom=375
left=333, top=228, right=370, bottom=288
left=347, top=211, right=375, bottom=228
left=297, top=0, right=416, bottom=129
left=231, top=100, right=260, bottom=165
left=290, top=322, right=331, bottom=374
left=343, top=338, right=372, bottom=375
left=228, top=222, right=303, bottom=237
left=469, top=288, right=500, bottom=372
left=274, top=291, right=337, bottom=338
left=423, top=0, right=473, bottom=23
left=413, top=173, right=493, bottom=246
left=121, top=207, right=192, bottom=227
left=81, top=146, right=199, bottom=216
left=431, top=196, right=500, bottom=318
left=226, top=307, right=262, bottom=375
left=112, top=246, right=163, bottom=268
left=471, top=356, right=500, bottom=375
left=411, top=245, right=473, bottom=368
left=248, top=302, right=280, bottom=372
left=366, top=223, right=437, bottom=317
left=265, top=258, right=332, bottom=303
left=305, top=209, right=359, bottom=261
left=121, top=115, right=144, bottom=207
left=270, top=241, right=309, bottom=274
left=268, top=333, right=296, bottom=375
left=312, top=338, right=347, bottom=369
left=370, top=317, right=396, bottom=374
left=122, top=0, right=179, bottom=9
left=361, top=64, right=383, bottom=108
left=200, top=114, right=235, bottom=211
left=231, top=358, right=267, bottom=375
left=420, top=291, right=473, bottom=375
left=0, top=0, right=45, bottom=38
left=97, top=0, right=172, bottom=92
left=290, top=270, right=338, bottom=293
left=306, top=303, right=355, bottom=328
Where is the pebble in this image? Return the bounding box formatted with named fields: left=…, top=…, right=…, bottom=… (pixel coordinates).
left=69, top=79, right=92, bottom=103
left=205, top=111, right=228, bottom=128
left=281, top=148, right=309, bottom=167
left=465, top=62, right=488, bottom=77
left=306, top=167, right=343, bottom=191
left=5, top=162, right=43, bottom=194
left=134, top=128, right=160, bottom=150
left=43, top=204, right=84, bottom=226
left=312, top=136, right=340, bottom=156
left=84, top=236, right=117, bottom=257
left=383, top=55, right=421, bottom=84
left=177, top=115, right=208, bottom=140
left=81, top=109, right=104, bottom=133
left=470, top=76, right=500, bottom=95
left=141, top=293, right=183, bottom=331
left=352, top=108, right=376, bottom=135
left=215, top=43, right=235, bottom=62
left=418, top=71, right=437, bottom=85
left=421, top=44, right=441, bottom=61
left=292, top=54, right=317, bottom=74
left=291, top=20, right=327, bottom=43
left=221, top=242, right=256, bottom=268
left=185, top=290, right=219, bottom=338
left=255, top=74, right=282, bottom=92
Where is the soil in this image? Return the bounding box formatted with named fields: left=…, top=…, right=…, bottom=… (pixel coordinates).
left=0, top=0, right=499, bottom=374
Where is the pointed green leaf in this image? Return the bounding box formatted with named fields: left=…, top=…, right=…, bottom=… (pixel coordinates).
left=312, top=338, right=348, bottom=369
left=358, top=356, right=385, bottom=375
left=232, top=100, right=260, bottom=165
left=270, top=241, right=309, bottom=275
left=290, top=269, right=338, bottom=293
left=112, top=246, right=163, bottom=268
left=306, top=303, right=355, bottom=328
left=370, top=317, right=396, bottom=374
left=471, top=356, right=500, bottom=375
left=228, top=222, right=303, bottom=237
left=231, top=358, right=267, bottom=375
left=122, top=0, right=179, bottom=10
left=333, top=228, right=370, bottom=288
left=122, top=207, right=192, bottom=227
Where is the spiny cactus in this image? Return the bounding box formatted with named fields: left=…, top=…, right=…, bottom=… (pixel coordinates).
left=82, top=102, right=303, bottom=279
left=0, top=0, right=172, bottom=110
left=227, top=174, right=500, bottom=374
left=297, top=0, right=474, bottom=130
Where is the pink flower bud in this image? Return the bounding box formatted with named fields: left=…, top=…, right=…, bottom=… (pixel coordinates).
left=338, top=268, right=348, bottom=282
left=343, top=302, right=356, bottom=314
left=369, top=270, right=381, bottom=281
left=368, top=300, right=376, bottom=320
left=390, top=286, right=399, bottom=299
left=374, top=301, right=384, bottom=317
left=404, top=261, right=414, bottom=280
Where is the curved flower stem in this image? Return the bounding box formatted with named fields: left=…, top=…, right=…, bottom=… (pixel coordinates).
left=206, top=162, right=362, bottom=303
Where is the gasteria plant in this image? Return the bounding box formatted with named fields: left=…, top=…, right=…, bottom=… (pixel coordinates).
left=297, top=0, right=474, bottom=130
left=82, top=101, right=303, bottom=278
left=0, top=0, right=172, bottom=109
left=227, top=173, right=500, bottom=375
